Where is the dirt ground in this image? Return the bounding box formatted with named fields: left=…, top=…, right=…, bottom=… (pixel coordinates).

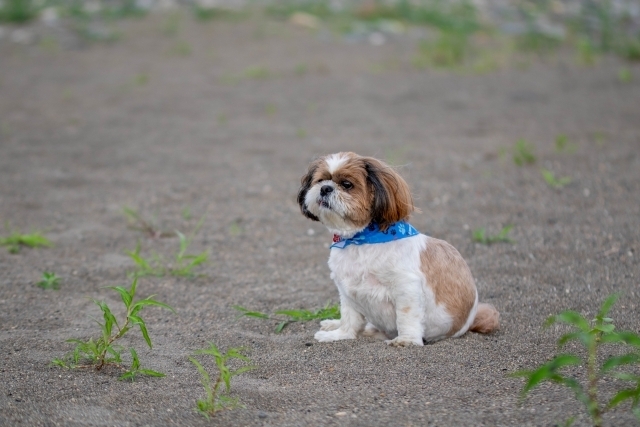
left=1, top=13, right=640, bottom=427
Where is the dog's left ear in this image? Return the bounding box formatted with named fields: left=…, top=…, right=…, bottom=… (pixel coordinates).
left=297, top=158, right=322, bottom=222
left=364, top=157, right=414, bottom=230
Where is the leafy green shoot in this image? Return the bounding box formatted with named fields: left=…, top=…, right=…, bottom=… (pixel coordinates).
left=618, top=67, right=632, bottom=84
left=555, top=134, right=577, bottom=153
left=37, top=272, right=61, bottom=290
left=52, top=277, right=175, bottom=381
left=511, top=294, right=640, bottom=427
left=126, top=215, right=209, bottom=278
left=541, top=168, right=572, bottom=189
left=182, top=206, right=192, bottom=220
left=513, top=139, right=536, bottom=166
left=0, top=223, right=52, bottom=254
left=234, top=302, right=340, bottom=333
left=190, top=343, right=255, bottom=418
left=472, top=225, right=515, bottom=245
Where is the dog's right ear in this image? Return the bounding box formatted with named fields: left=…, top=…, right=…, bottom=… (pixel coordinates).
left=297, top=159, right=322, bottom=221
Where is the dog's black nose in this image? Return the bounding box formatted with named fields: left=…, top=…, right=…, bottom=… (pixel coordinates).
left=320, top=185, right=333, bottom=197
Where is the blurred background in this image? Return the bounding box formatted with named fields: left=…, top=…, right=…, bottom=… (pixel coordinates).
left=2, top=2, right=640, bottom=426
left=2, top=0, right=640, bottom=59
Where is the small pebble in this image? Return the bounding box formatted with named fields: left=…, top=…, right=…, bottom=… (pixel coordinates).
left=335, top=412, right=347, bottom=417
left=258, top=411, right=267, bottom=419
left=307, top=228, right=315, bottom=236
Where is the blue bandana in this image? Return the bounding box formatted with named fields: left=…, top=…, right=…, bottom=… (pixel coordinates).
left=331, top=221, right=420, bottom=249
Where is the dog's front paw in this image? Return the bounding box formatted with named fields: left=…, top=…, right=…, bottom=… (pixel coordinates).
left=385, top=336, right=424, bottom=347
left=320, top=319, right=341, bottom=331
left=314, top=329, right=356, bottom=342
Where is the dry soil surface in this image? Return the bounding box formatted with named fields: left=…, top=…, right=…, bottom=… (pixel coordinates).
left=1, top=15, right=640, bottom=427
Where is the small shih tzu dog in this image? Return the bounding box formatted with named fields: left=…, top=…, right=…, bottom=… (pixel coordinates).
left=297, top=152, right=499, bottom=346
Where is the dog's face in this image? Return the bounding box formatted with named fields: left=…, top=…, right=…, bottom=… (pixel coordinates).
left=297, top=152, right=414, bottom=236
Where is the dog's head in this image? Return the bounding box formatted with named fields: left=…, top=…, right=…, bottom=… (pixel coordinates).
left=297, top=152, right=414, bottom=236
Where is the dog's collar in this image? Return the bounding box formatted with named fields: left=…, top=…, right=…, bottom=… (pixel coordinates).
left=331, top=221, right=419, bottom=249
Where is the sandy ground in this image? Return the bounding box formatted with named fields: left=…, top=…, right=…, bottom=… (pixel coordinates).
left=1, top=14, right=640, bottom=427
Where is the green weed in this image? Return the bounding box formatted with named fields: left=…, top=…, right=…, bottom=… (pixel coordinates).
left=513, top=139, right=536, bottom=166
left=619, top=38, right=640, bottom=61
left=594, top=131, right=606, bottom=147
left=264, top=103, right=277, bottom=116
left=162, top=11, right=182, bottom=36
left=123, top=207, right=175, bottom=238
left=172, top=40, right=192, bottom=56
left=52, top=277, right=175, bottom=381
left=181, top=206, right=192, bottom=221
left=228, top=218, right=243, bottom=236
left=618, top=67, right=632, bottom=83
left=472, top=225, right=515, bottom=245
left=413, top=30, right=470, bottom=69
left=1, top=224, right=52, bottom=254
left=541, top=168, right=572, bottom=189
left=134, top=73, right=149, bottom=86
left=193, top=5, right=246, bottom=22
left=515, top=30, right=562, bottom=54
left=243, top=66, right=272, bottom=80
left=576, top=37, right=598, bottom=65
left=126, top=216, right=208, bottom=278
left=189, top=343, right=255, bottom=418
left=234, top=302, right=340, bottom=333
left=555, top=134, right=577, bottom=153
left=37, top=272, right=61, bottom=290
left=0, top=0, right=38, bottom=23
left=295, top=63, right=308, bottom=76
left=512, top=294, right=640, bottom=426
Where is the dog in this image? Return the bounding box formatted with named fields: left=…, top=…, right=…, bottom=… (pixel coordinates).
left=297, top=152, right=499, bottom=346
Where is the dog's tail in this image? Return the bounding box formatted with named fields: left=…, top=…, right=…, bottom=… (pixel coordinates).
left=469, top=303, right=500, bottom=334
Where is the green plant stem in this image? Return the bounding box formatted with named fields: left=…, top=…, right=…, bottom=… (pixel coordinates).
left=588, top=333, right=602, bottom=427
left=213, top=372, right=224, bottom=401
left=97, top=314, right=130, bottom=370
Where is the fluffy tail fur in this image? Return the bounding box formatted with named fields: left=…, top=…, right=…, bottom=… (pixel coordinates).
left=470, top=303, right=500, bottom=334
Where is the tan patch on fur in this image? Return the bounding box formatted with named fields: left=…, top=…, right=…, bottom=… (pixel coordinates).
left=420, top=238, right=477, bottom=336
left=357, top=156, right=414, bottom=230
left=401, top=306, right=411, bottom=314
left=470, top=303, right=500, bottom=334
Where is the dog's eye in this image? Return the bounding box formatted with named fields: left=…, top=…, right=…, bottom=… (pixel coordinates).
left=341, top=180, right=353, bottom=190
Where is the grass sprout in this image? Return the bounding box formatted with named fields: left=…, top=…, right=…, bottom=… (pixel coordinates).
left=37, top=272, right=61, bottom=290
left=472, top=225, right=515, bottom=245
left=541, top=168, right=572, bottom=189
left=234, top=302, right=340, bottom=333
left=618, top=67, right=632, bottom=83
left=189, top=343, right=255, bottom=418
left=52, top=277, right=175, bottom=381
left=126, top=216, right=208, bottom=277
left=1, top=224, right=52, bottom=254
left=513, top=139, right=536, bottom=166
left=511, top=294, right=640, bottom=426
left=555, top=134, right=577, bottom=153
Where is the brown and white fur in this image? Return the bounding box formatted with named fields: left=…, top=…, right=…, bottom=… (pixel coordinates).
left=297, top=152, right=499, bottom=346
